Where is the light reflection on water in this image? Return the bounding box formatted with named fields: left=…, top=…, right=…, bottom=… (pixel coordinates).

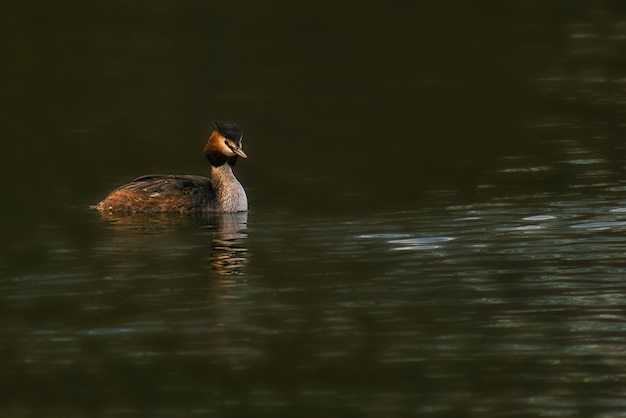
left=3, top=189, right=626, bottom=416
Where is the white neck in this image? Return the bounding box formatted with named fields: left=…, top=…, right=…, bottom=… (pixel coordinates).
left=211, top=163, right=248, bottom=212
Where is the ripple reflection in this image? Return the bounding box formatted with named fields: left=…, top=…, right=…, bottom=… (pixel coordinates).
left=98, top=211, right=248, bottom=275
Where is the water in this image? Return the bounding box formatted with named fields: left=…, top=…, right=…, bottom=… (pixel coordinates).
left=4, top=1, right=626, bottom=417
left=5, top=186, right=626, bottom=417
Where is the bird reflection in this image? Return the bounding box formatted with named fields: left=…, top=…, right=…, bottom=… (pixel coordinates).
left=208, top=212, right=248, bottom=275
left=97, top=211, right=248, bottom=275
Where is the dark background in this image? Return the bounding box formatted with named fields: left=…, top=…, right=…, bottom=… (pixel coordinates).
left=3, top=1, right=626, bottom=217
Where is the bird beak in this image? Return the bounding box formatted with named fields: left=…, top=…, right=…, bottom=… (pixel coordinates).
left=232, top=146, right=247, bottom=159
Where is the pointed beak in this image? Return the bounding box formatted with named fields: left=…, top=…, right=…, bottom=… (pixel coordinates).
left=232, top=146, right=247, bottom=159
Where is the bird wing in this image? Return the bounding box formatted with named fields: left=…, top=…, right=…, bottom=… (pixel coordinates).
left=98, top=174, right=216, bottom=212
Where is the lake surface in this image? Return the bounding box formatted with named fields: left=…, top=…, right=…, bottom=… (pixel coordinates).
left=3, top=1, right=626, bottom=417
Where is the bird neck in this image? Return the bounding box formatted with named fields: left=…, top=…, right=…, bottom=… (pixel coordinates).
left=211, top=163, right=248, bottom=212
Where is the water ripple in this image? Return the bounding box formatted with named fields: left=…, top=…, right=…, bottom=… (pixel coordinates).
left=388, top=236, right=456, bottom=251
left=571, top=221, right=626, bottom=230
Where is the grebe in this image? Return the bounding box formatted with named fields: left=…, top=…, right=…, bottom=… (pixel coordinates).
left=94, top=121, right=248, bottom=213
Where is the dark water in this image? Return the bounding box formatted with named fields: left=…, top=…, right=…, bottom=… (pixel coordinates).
left=3, top=1, right=626, bottom=417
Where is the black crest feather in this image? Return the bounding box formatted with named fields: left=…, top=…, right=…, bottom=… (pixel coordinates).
left=212, top=121, right=242, bottom=141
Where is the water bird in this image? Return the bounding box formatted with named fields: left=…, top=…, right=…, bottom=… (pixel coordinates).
left=94, top=121, right=248, bottom=213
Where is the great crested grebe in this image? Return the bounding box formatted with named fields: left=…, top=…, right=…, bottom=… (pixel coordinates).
left=94, top=121, right=248, bottom=213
